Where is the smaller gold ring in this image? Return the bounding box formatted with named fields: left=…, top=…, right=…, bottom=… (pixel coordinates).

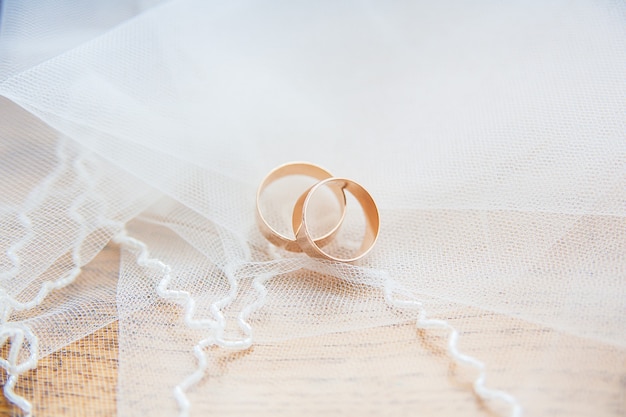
left=256, top=162, right=346, bottom=252
left=292, top=177, right=379, bottom=262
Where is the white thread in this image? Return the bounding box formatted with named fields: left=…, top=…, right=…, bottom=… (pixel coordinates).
left=173, top=337, right=213, bottom=415
left=115, top=233, right=277, bottom=417
left=0, top=139, right=69, bottom=285
left=174, top=269, right=274, bottom=417
left=0, top=323, right=38, bottom=417
left=117, top=231, right=522, bottom=417
left=167, top=256, right=316, bottom=417
left=3, top=152, right=97, bottom=312
left=209, top=262, right=267, bottom=350
left=237, top=272, right=272, bottom=343
left=4, top=375, right=30, bottom=415
left=0, top=144, right=123, bottom=415
left=173, top=264, right=268, bottom=416
left=381, top=274, right=523, bottom=417
left=0, top=139, right=66, bottom=413
left=113, top=232, right=241, bottom=417
left=113, top=231, right=218, bottom=330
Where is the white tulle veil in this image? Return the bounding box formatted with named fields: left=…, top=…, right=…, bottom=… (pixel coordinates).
left=0, top=1, right=624, bottom=416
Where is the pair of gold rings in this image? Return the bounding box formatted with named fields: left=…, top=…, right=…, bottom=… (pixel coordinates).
left=256, top=162, right=379, bottom=262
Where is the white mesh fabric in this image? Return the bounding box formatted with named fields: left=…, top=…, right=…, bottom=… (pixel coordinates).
left=0, top=0, right=625, bottom=416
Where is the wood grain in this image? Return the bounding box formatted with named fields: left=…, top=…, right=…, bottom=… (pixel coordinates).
left=0, top=240, right=623, bottom=416
left=0, top=243, right=121, bottom=417
left=0, top=322, right=119, bottom=417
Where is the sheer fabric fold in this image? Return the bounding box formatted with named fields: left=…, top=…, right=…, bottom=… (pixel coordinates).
left=0, top=1, right=624, bottom=416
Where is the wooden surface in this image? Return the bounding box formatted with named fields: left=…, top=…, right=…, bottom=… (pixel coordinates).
left=0, top=243, right=623, bottom=416
left=0, top=245, right=121, bottom=417
left=0, top=323, right=118, bottom=417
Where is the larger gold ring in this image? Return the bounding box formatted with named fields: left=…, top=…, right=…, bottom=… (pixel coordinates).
left=292, top=177, right=379, bottom=262
left=256, top=162, right=347, bottom=252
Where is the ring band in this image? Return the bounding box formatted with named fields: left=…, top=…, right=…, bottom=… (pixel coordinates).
left=256, top=162, right=347, bottom=252
left=292, top=177, right=379, bottom=262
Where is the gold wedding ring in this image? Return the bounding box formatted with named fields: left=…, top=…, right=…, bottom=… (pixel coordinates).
left=256, top=162, right=346, bottom=252
left=257, top=163, right=379, bottom=262
left=292, top=178, right=379, bottom=262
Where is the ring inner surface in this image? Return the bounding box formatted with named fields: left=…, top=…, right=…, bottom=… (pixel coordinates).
left=295, top=178, right=379, bottom=261
left=257, top=163, right=346, bottom=250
